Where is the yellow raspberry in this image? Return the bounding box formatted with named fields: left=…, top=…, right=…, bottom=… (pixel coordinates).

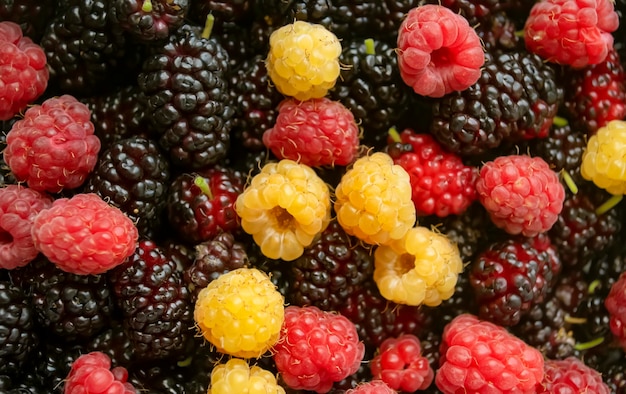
left=235, top=159, right=331, bottom=261
left=208, top=358, right=286, bottom=394
left=581, top=120, right=626, bottom=195
left=334, top=152, right=416, bottom=246
left=266, top=20, right=342, bottom=101
left=194, top=268, right=284, bottom=359
left=373, top=226, right=463, bottom=306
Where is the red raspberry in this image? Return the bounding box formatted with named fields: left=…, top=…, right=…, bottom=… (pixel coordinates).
left=0, top=185, right=52, bottom=269
left=262, top=97, right=360, bottom=167
left=524, top=0, right=619, bottom=68
left=345, top=380, right=396, bottom=394
left=396, top=4, right=484, bottom=98
left=436, top=314, right=545, bottom=393
left=476, top=155, right=565, bottom=237
left=0, top=21, right=49, bottom=121
left=4, top=95, right=101, bottom=193
left=387, top=129, right=478, bottom=217
left=32, top=193, right=139, bottom=275
left=605, top=271, right=626, bottom=352
left=273, top=305, right=365, bottom=393
left=64, top=351, right=137, bottom=394
left=538, top=357, right=610, bottom=394
left=370, top=334, right=434, bottom=392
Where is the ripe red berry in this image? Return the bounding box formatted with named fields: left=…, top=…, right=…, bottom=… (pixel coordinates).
left=345, top=380, right=396, bottom=394
left=397, top=4, right=484, bottom=97
left=32, top=193, right=139, bottom=275
left=64, top=351, right=137, bottom=394
left=0, top=21, right=49, bottom=121
left=4, top=95, right=101, bottom=193
left=538, top=357, right=610, bottom=393
left=605, top=271, right=626, bottom=352
left=370, top=334, right=434, bottom=392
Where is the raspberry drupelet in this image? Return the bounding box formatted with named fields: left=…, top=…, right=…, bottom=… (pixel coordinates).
left=235, top=159, right=331, bottom=261
left=373, top=225, right=463, bottom=307
left=334, top=152, right=416, bottom=246
left=266, top=20, right=342, bottom=101
left=396, top=4, right=485, bottom=98
left=345, top=380, right=396, bottom=394
left=581, top=119, right=626, bottom=194
left=538, top=357, right=610, bottom=393
left=605, top=271, right=626, bottom=352
left=207, top=358, right=285, bottom=394
left=63, top=351, right=137, bottom=394
left=194, top=267, right=284, bottom=359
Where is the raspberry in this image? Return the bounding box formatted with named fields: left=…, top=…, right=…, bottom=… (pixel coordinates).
left=31, top=193, right=139, bottom=275
left=262, top=97, right=360, bottom=167
left=63, top=351, right=137, bottom=394
left=436, top=314, right=545, bottom=393
left=207, top=358, right=285, bottom=394
left=386, top=129, right=479, bottom=217
left=538, top=357, right=610, bottom=394
left=524, top=0, right=619, bottom=68
left=0, top=185, right=52, bottom=269
left=345, top=380, right=395, bottom=394
left=396, top=4, right=484, bottom=98
left=266, top=20, right=342, bottom=101
left=235, top=159, right=331, bottom=261
left=476, top=155, right=565, bottom=237
left=334, top=152, right=416, bottom=246
left=370, top=334, right=434, bottom=392
left=605, top=271, right=626, bottom=352
left=373, top=226, right=463, bottom=307
left=0, top=21, right=48, bottom=121
left=4, top=95, right=101, bottom=193
left=581, top=120, right=626, bottom=194
left=194, top=267, right=284, bottom=359
left=273, top=305, right=365, bottom=393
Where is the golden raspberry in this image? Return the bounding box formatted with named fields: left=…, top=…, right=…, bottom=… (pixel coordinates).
left=373, top=226, right=463, bottom=306
left=266, top=21, right=342, bottom=101
left=581, top=120, right=626, bottom=195
left=334, top=152, right=416, bottom=246
left=194, top=268, right=284, bottom=359
left=235, top=159, right=331, bottom=261
left=208, top=358, right=285, bottom=394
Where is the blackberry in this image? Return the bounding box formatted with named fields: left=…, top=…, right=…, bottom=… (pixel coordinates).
left=84, top=136, right=171, bottom=238
left=423, top=0, right=502, bottom=27
left=110, top=0, right=190, bottom=42
left=137, top=22, right=234, bottom=170
left=162, top=238, right=197, bottom=271
left=329, top=362, right=373, bottom=393
left=85, top=319, right=135, bottom=368
left=40, top=0, right=129, bottom=95
left=108, top=239, right=195, bottom=362
left=474, top=11, right=520, bottom=51
left=82, top=85, right=150, bottom=147
left=429, top=49, right=563, bottom=161
left=188, top=0, right=253, bottom=32
left=229, top=54, right=282, bottom=152
left=0, top=0, right=55, bottom=41
left=184, top=232, right=249, bottom=302
left=329, top=38, right=412, bottom=149
left=288, top=220, right=375, bottom=312
left=0, top=280, right=37, bottom=376
left=601, top=353, right=626, bottom=394
left=26, top=257, right=113, bottom=342
left=33, top=338, right=84, bottom=392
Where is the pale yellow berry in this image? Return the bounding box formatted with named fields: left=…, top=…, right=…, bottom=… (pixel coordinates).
left=208, top=358, right=286, bottom=394
left=581, top=120, right=626, bottom=195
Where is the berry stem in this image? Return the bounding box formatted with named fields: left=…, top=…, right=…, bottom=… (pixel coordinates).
left=588, top=279, right=601, bottom=295
left=574, top=336, right=604, bottom=351
left=552, top=115, right=568, bottom=127
left=194, top=176, right=214, bottom=200
left=141, top=0, right=153, bottom=13
left=202, top=14, right=215, bottom=39
left=560, top=170, right=578, bottom=195
left=595, top=194, right=623, bottom=215
left=177, top=356, right=193, bottom=367
left=564, top=315, right=587, bottom=324
left=364, top=38, right=376, bottom=56
left=388, top=126, right=401, bottom=143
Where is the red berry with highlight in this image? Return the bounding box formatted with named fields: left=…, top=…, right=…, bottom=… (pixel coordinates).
left=605, top=271, right=626, bottom=352
left=346, top=380, right=396, bottom=394
left=538, top=357, right=610, bottom=394
left=64, top=351, right=137, bottom=394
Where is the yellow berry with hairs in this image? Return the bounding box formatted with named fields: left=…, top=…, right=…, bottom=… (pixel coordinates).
left=581, top=120, right=626, bottom=195
left=208, top=358, right=285, bottom=394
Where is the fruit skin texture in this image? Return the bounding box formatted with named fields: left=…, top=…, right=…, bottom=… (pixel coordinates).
left=235, top=159, right=331, bottom=261
left=436, top=314, right=545, bottom=394
left=476, top=155, right=565, bottom=237
left=4, top=95, right=101, bottom=193
left=396, top=4, right=484, bottom=98
left=273, top=305, right=365, bottom=393
left=0, top=280, right=37, bottom=375
left=605, top=271, right=626, bottom=352
left=194, top=267, right=284, bottom=359
left=524, top=0, right=619, bottom=68
left=207, top=358, right=285, bottom=394
left=0, top=21, right=48, bottom=121
left=63, top=351, right=137, bottom=394
left=0, top=185, right=52, bottom=269
left=581, top=120, right=626, bottom=194
left=387, top=129, right=479, bottom=217
left=31, top=193, right=139, bottom=275
left=266, top=20, right=342, bottom=101
left=263, top=97, right=360, bottom=167
left=373, top=226, right=463, bottom=307
left=370, top=334, right=434, bottom=392
left=538, top=357, right=610, bottom=394
left=334, top=152, right=416, bottom=246
left=345, top=380, right=396, bottom=394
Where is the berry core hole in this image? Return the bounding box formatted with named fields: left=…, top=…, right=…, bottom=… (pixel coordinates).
left=270, top=206, right=296, bottom=230
left=430, top=47, right=453, bottom=69
left=0, top=230, right=12, bottom=245
left=398, top=254, right=416, bottom=275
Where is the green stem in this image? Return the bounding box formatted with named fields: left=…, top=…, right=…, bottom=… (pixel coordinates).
left=561, top=170, right=578, bottom=195
left=388, top=126, right=401, bottom=143
left=574, top=337, right=604, bottom=351
left=588, top=279, right=601, bottom=295
left=142, top=0, right=153, bottom=13
left=202, top=14, right=215, bottom=40
left=552, top=115, right=568, bottom=128
left=595, top=194, right=623, bottom=215
left=194, top=176, right=214, bottom=199
left=364, top=38, right=376, bottom=56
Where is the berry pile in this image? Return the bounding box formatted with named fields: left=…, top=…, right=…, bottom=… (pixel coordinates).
left=2, top=0, right=626, bottom=393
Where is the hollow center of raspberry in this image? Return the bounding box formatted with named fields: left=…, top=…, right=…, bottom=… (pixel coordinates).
left=398, top=254, right=416, bottom=275
left=430, top=47, right=454, bottom=69
left=0, top=230, right=12, bottom=245
left=270, top=206, right=296, bottom=230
